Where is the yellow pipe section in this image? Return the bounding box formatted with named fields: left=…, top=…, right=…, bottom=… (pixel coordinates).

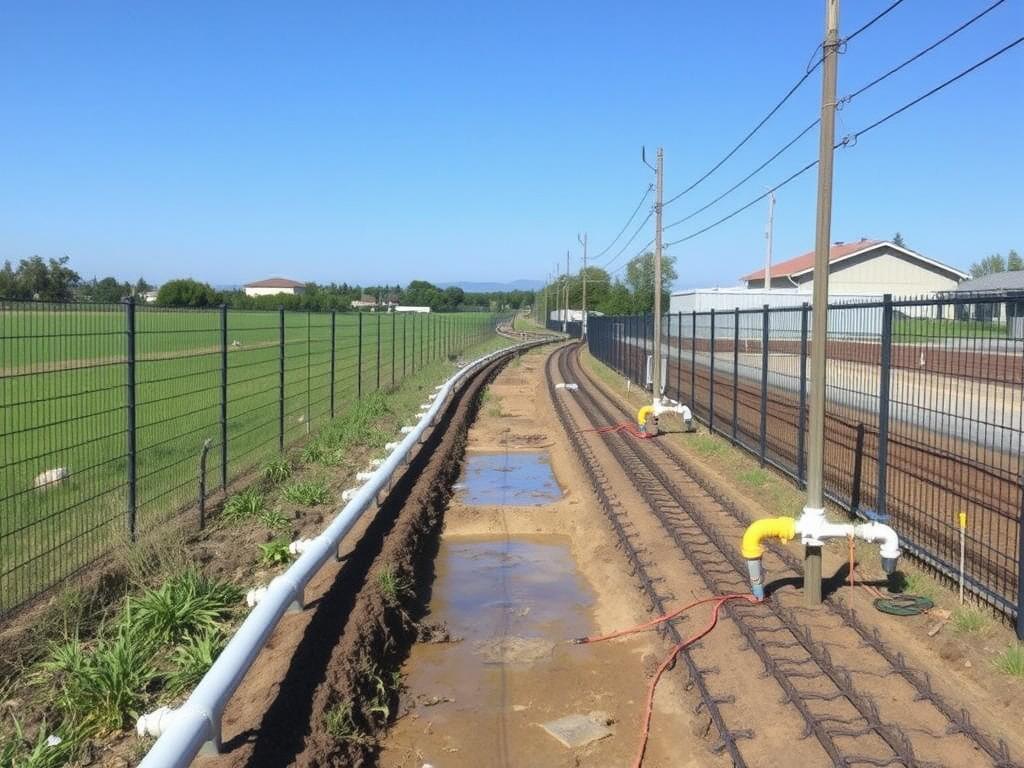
left=741, top=516, right=797, bottom=559
left=637, top=405, right=655, bottom=428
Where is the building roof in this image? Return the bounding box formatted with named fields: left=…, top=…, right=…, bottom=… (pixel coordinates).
left=244, top=277, right=305, bottom=288
left=954, top=270, right=1024, bottom=293
left=740, top=239, right=969, bottom=282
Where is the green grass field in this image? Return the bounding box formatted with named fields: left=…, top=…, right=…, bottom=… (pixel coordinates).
left=1, top=303, right=502, bottom=613
left=892, top=316, right=1008, bottom=342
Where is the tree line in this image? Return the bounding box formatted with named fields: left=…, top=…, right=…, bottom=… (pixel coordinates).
left=538, top=251, right=678, bottom=318
left=0, top=255, right=534, bottom=312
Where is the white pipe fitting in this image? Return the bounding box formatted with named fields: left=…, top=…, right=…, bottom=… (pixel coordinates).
left=135, top=339, right=548, bottom=768
left=796, top=509, right=902, bottom=574
left=400, top=426, right=415, bottom=434
left=652, top=397, right=694, bottom=430
left=137, top=706, right=177, bottom=738
left=384, top=441, right=400, bottom=451
left=288, top=539, right=314, bottom=556
left=356, top=471, right=375, bottom=482
left=368, top=458, right=384, bottom=469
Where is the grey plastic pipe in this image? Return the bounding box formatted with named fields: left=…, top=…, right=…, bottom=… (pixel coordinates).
left=135, top=340, right=540, bottom=768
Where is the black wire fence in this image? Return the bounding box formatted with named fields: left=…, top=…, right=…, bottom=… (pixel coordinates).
left=587, top=292, right=1024, bottom=638
left=0, top=300, right=504, bottom=615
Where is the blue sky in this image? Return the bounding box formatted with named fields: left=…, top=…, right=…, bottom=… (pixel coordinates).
left=1, top=1, right=1021, bottom=290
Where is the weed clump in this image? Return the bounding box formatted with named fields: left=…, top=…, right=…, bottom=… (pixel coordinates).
left=258, top=539, right=293, bottom=567
left=282, top=478, right=331, bottom=506
left=222, top=487, right=266, bottom=523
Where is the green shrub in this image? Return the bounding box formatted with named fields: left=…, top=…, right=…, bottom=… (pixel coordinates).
left=222, top=487, right=266, bottom=523
left=261, top=458, right=292, bottom=486
left=282, top=478, right=331, bottom=506
left=323, top=701, right=368, bottom=745
left=41, top=626, right=156, bottom=734
left=259, top=540, right=293, bottom=567
left=994, top=643, right=1024, bottom=677
left=376, top=564, right=414, bottom=606
left=130, top=569, right=240, bottom=644
left=0, top=714, right=81, bottom=768
left=258, top=507, right=291, bottom=532
left=952, top=606, right=989, bottom=634
left=165, top=631, right=227, bottom=697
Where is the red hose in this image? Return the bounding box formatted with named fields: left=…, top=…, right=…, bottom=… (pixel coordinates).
left=575, top=593, right=760, bottom=768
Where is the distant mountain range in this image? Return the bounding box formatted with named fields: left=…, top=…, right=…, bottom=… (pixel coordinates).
left=437, top=279, right=543, bottom=292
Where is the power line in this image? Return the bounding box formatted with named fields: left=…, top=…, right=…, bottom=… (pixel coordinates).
left=663, top=35, right=1024, bottom=248
left=661, top=63, right=819, bottom=208
left=602, top=211, right=653, bottom=272
left=844, top=0, right=909, bottom=43
left=843, top=35, right=1023, bottom=143
left=592, top=185, right=654, bottom=261
left=663, top=118, right=819, bottom=232
left=664, top=160, right=818, bottom=247
left=665, top=3, right=1012, bottom=233
left=841, top=0, right=1008, bottom=106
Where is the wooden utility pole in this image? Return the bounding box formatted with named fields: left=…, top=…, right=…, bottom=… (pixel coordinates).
left=805, top=0, right=840, bottom=607
left=642, top=146, right=665, bottom=398
left=578, top=232, right=588, bottom=337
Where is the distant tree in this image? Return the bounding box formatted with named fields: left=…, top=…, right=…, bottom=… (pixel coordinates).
left=625, top=252, right=678, bottom=313
left=970, top=254, right=1007, bottom=278
left=403, top=280, right=443, bottom=309
left=892, top=232, right=906, bottom=247
left=157, top=278, right=221, bottom=307
left=14, top=255, right=81, bottom=302
left=91, top=276, right=131, bottom=303
left=133, top=277, right=153, bottom=297
left=0, top=260, right=28, bottom=299
left=1007, top=249, right=1023, bottom=272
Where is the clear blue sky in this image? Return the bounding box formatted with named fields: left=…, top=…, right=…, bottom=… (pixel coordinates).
left=1, top=1, right=1021, bottom=290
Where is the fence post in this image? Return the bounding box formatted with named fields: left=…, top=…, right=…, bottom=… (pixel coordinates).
left=220, top=303, right=228, bottom=489
left=376, top=312, right=381, bottom=390
left=330, top=310, right=336, bottom=418
left=876, top=294, right=894, bottom=518
left=1017, top=477, right=1024, bottom=640
left=733, top=307, right=739, bottom=443
left=305, top=312, right=311, bottom=433
left=851, top=423, right=865, bottom=515
left=278, top=306, right=285, bottom=452
left=760, top=304, right=769, bottom=466
left=402, top=313, right=407, bottom=379
left=125, top=297, right=138, bottom=542
left=798, top=303, right=809, bottom=487
left=709, top=308, right=715, bottom=432
left=691, top=310, right=697, bottom=411
left=391, top=311, right=396, bottom=385
left=676, top=312, right=682, bottom=402
left=357, top=312, right=363, bottom=398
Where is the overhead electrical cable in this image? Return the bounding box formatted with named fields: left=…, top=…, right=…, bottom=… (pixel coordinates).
left=592, top=185, right=655, bottom=262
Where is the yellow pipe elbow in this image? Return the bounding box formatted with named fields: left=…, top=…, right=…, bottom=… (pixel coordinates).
left=741, top=517, right=797, bottom=560
left=637, top=405, right=655, bottom=428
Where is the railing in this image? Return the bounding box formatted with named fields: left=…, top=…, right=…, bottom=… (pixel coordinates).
left=587, top=292, right=1024, bottom=637
left=0, top=299, right=507, bottom=614
left=134, top=338, right=544, bottom=767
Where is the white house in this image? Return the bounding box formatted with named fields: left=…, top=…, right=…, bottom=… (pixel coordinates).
left=243, top=277, right=306, bottom=297
left=740, top=238, right=967, bottom=296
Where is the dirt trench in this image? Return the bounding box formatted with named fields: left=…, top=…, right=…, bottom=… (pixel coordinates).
left=202, top=350, right=514, bottom=767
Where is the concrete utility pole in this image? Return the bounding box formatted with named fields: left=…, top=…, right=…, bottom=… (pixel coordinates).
left=765, top=191, right=775, bottom=292
left=555, top=264, right=561, bottom=330
left=578, top=233, right=588, bottom=338
left=643, top=146, right=665, bottom=399
left=581, top=233, right=589, bottom=337
left=805, top=0, right=840, bottom=607
left=564, top=250, right=570, bottom=333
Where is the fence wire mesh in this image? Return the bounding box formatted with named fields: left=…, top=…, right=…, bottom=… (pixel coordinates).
left=588, top=293, right=1024, bottom=634
left=0, top=301, right=502, bottom=614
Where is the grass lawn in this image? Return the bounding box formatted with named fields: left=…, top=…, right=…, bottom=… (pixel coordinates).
left=892, top=316, right=1008, bottom=342
left=1, top=303, right=501, bottom=613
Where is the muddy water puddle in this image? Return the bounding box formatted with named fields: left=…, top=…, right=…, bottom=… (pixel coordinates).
left=456, top=451, right=562, bottom=505
left=382, top=536, right=615, bottom=766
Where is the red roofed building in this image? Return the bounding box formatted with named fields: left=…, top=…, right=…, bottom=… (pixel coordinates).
left=243, top=277, right=307, bottom=297
left=741, top=238, right=967, bottom=294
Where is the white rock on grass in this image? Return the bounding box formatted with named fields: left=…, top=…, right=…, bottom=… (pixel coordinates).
left=34, top=468, right=68, bottom=489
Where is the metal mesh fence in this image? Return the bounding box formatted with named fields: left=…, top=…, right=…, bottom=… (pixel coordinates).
left=0, top=301, right=504, bottom=614
left=588, top=293, right=1024, bottom=635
